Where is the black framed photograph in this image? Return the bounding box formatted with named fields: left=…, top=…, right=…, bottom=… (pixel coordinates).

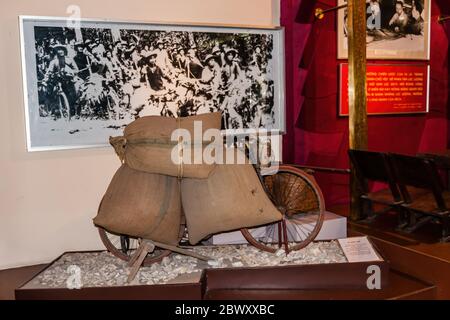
left=20, top=16, right=285, bottom=151
left=337, top=0, right=431, bottom=60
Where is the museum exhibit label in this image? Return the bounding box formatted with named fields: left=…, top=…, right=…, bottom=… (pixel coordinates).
left=340, top=63, right=430, bottom=116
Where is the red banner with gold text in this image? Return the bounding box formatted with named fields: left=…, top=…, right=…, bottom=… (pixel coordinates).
left=340, top=64, right=429, bottom=116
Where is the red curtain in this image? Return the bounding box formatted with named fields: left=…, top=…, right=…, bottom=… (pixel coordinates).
left=281, top=0, right=449, bottom=206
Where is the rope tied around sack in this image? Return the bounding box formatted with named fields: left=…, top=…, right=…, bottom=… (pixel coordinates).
left=110, top=118, right=207, bottom=178
left=110, top=136, right=187, bottom=162
left=110, top=136, right=127, bottom=163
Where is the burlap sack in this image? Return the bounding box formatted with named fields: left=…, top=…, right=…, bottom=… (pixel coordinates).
left=181, top=154, right=282, bottom=245
left=93, top=164, right=181, bottom=245
left=110, top=112, right=222, bottom=179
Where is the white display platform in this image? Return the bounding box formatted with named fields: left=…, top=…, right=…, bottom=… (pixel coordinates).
left=204, top=212, right=347, bottom=245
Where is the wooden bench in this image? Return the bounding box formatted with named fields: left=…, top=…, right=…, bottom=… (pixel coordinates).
left=388, top=153, right=450, bottom=242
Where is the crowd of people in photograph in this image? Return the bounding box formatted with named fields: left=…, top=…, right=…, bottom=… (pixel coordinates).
left=35, top=27, right=276, bottom=130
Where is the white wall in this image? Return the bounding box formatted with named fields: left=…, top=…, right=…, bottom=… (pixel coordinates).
left=0, top=0, right=280, bottom=269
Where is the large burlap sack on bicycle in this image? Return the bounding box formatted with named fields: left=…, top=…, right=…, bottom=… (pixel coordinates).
left=93, top=164, right=181, bottom=245
left=110, top=112, right=222, bottom=179
left=181, top=150, right=282, bottom=245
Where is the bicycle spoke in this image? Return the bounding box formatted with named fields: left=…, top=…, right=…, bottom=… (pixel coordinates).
left=242, top=166, right=325, bottom=253
left=286, top=220, right=309, bottom=241
left=281, top=173, right=296, bottom=206
left=284, top=181, right=309, bottom=210
left=290, top=214, right=320, bottom=225
left=285, top=221, right=300, bottom=242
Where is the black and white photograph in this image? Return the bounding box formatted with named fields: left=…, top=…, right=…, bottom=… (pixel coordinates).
left=20, top=17, right=285, bottom=151
left=338, top=0, right=430, bottom=60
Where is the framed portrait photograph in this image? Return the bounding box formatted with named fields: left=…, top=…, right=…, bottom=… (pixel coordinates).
left=337, top=0, right=431, bottom=60
left=20, top=16, right=285, bottom=151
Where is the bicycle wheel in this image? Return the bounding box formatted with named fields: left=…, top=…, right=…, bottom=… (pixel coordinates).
left=241, top=165, right=325, bottom=253
left=98, top=212, right=187, bottom=266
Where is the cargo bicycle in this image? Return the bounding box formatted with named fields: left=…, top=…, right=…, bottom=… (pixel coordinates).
left=97, top=139, right=326, bottom=267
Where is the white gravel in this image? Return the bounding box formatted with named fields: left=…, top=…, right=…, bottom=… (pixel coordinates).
left=26, top=241, right=347, bottom=289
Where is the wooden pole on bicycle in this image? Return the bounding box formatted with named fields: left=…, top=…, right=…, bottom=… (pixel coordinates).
left=127, top=240, right=154, bottom=283
left=152, top=240, right=212, bottom=261
left=347, top=0, right=368, bottom=221
left=127, top=239, right=212, bottom=283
